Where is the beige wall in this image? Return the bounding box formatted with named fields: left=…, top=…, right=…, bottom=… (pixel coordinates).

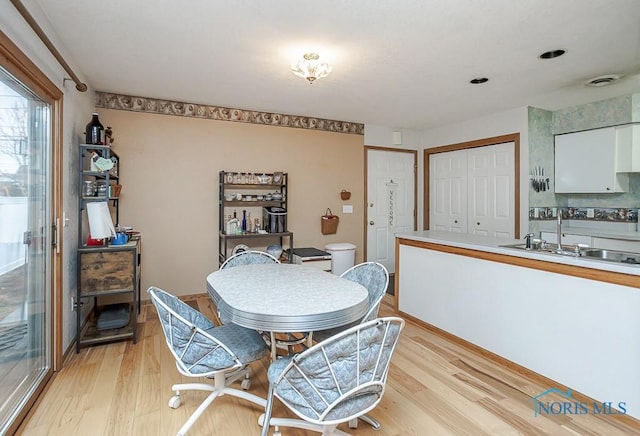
left=98, top=109, right=364, bottom=298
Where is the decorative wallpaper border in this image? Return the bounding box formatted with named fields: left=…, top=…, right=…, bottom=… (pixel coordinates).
left=95, top=91, right=364, bottom=135
left=529, top=207, right=638, bottom=223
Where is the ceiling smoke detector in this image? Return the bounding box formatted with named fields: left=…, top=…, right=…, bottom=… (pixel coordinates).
left=584, top=74, right=622, bottom=87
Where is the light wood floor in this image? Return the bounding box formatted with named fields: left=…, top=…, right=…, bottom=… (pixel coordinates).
left=17, top=295, right=640, bottom=435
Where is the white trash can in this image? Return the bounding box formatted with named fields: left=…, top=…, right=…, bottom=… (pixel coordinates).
left=324, top=242, right=356, bottom=276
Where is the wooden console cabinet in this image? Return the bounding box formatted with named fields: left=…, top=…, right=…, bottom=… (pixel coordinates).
left=76, top=237, right=140, bottom=352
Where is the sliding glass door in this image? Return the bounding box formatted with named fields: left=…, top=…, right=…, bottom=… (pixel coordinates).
left=0, top=67, right=53, bottom=434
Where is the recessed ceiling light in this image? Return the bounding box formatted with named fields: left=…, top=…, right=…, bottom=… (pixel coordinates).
left=584, top=74, right=623, bottom=87
left=539, top=49, right=566, bottom=59
left=470, top=77, right=489, bottom=84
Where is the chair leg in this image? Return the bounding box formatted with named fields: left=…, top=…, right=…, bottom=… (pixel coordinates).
left=177, top=390, right=221, bottom=436
left=260, top=385, right=276, bottom=436
left=224, top=365, right=251, bottom=387
left=349, top=414, right=381, bottom=430
left=306, top=331, right=313, bottom=348
left=321, top=424, right=339, bottom=435
left=171, top=371, right=266, bottom=435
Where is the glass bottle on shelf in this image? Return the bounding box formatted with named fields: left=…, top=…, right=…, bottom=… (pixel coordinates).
left=242, top=210, right=247, bottom=233
left=85, top=113, right=104, bottom=145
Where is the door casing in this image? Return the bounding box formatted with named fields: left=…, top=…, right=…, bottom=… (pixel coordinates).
left=364, top=146, right=418, bottom=265
left=0, top=28, right=63, bottom=434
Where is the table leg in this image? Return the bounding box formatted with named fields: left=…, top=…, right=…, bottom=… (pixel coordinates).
left=269, top=332, right=277, bottom=361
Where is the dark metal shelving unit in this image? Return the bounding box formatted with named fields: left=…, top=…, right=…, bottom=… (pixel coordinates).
left=218, top=171, right=293, bottom=265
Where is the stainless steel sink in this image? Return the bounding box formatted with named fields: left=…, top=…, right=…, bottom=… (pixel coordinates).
left=579, top=248, right=640, bottom=265
left=500, top=242, right=640, bottom=265
left=499, top=241, right=557, bottom=252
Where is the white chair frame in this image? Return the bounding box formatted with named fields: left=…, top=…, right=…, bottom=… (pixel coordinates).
left=260, top=317, right=404, bottom=436
left=220, top=250, right=280, bottom=269
left=149, top=287, right=267, bottom=436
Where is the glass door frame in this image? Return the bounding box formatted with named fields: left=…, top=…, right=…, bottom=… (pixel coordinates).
left=0, top=29, right=63, bottom=433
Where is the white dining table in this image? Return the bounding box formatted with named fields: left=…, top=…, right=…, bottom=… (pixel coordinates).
left=206, top=263, right=369, bottom=360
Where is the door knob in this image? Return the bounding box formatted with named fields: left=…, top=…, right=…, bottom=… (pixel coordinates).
left=369, top=221, right=375, bottom=225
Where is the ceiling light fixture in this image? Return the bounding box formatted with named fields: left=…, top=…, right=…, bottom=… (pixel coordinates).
left=539, top=49, right=566, bottom=59
left=291, top=52, right=332, bottom=84
left=470, top=77, right=489, bottom=84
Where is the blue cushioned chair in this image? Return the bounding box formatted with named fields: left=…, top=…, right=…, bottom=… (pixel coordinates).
left=260, top=317, right=404, bottom=436
left=314, top=262, right=389, bottom=343
left=148, top=286, right=268, bottom=436
left=218, top=250, right=280, bottom=326
left=305, top=262, right=389, bottom=430
left=220, top=250, right=280, bottom=269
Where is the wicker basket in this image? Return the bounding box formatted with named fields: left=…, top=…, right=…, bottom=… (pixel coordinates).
left=111, top=184, right=122, bottom=198
left=321, top=208, right=339, bottom=235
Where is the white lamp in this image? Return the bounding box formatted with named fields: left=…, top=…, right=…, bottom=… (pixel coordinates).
left=86, top=202, right=116, bottom=239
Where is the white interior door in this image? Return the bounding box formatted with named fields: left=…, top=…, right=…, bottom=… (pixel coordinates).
left=366, top=149, right=415, bottom=273
left=428, top=142, right=515, bottom=238
left=429, top=150, right=467, bottom=232
left=468, top=142, right=515, bottom=237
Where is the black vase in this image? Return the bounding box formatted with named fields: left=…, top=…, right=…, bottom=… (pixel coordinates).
left=85, top=113, right=104, bottom=145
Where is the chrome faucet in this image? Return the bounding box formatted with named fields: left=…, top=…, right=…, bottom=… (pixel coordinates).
left=524, top=233, right=535, bottom=249
left=556, top=213, right=563, bottom=251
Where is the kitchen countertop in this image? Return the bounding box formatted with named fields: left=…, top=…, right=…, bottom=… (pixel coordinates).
left=395, top=230, right=640, bottom=276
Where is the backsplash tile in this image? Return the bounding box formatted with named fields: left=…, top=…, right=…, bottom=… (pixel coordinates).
left=529, top=207, right=638, bottom=223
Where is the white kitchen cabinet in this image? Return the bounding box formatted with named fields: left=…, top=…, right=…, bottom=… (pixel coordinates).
left=554, top=127, right=629, bottom=193
left=615, top=124, right=640, bottom=173
left=540, top=231, right=592, bottom=246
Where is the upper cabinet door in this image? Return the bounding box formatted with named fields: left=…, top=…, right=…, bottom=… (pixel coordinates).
left=554, top=127, right=628, bottom=193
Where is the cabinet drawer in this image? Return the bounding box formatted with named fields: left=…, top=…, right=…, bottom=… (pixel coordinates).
left=79, top=250, right=135, bottom=293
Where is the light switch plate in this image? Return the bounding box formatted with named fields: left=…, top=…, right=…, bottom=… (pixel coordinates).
left=342, top=205, right=353, bottom=214
left=587, top=208, right=595, bottom=218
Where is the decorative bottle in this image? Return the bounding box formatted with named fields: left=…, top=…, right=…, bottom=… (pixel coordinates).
left=85, top=113, right=104, bottom=145
left=242, top=210, right=247, bottom=233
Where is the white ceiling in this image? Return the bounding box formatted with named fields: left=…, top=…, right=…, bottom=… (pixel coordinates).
left=33, top=0, right=640, bottom=130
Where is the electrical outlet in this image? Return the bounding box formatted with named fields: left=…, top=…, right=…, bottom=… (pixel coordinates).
left=587, top=208, right=595, bottom=218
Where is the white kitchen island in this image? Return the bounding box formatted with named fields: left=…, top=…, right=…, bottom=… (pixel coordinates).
left=395, top=231, right=640, bottom=420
